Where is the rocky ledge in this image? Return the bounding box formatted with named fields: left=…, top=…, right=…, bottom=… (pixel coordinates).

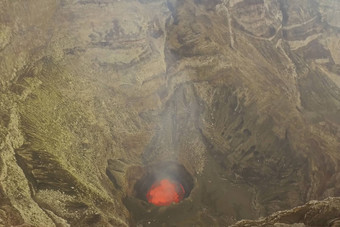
left=232, top=197, right=340, bottom=227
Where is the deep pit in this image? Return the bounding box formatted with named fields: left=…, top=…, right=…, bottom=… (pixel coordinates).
left=146, top=178, right=185, bottom=206
left=134, top=161, right=194, bottom=206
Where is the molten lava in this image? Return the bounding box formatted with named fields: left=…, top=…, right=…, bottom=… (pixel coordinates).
left=146, top=179, right=185, bottom=206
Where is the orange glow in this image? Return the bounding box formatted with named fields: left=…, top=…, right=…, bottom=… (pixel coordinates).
left=146, top=179, right=185, bottom=206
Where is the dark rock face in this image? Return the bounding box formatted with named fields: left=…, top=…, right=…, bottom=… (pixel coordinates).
left=0, top=0, right=339, bottom=226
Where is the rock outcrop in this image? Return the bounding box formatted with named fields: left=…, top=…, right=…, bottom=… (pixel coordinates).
left=0, top=0, right=339, bottom=226
left=231, top=197, right=340, bottom=227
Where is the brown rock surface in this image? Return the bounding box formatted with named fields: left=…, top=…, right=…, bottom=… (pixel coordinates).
left=0, top=0, right=339, bottom=226
left=231, top=197, right=340, bottom=227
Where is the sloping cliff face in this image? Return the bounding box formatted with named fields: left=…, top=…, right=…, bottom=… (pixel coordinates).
left=0, top=0, right=339, bottom=226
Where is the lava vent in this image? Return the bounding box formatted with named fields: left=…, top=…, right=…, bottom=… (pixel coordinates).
left=134, top=162, right=194, bottom=206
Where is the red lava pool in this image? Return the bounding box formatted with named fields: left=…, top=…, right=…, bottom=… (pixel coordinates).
left=146, top=178, right=185, bottom=206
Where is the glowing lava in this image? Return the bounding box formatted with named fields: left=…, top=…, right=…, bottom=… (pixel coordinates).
left=146, top=179, right=185, bottom=206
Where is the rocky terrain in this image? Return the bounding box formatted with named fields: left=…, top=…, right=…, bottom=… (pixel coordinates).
left=231, top=197, right=340, bottom=227
left=0, top=0, right=339, bottom=226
